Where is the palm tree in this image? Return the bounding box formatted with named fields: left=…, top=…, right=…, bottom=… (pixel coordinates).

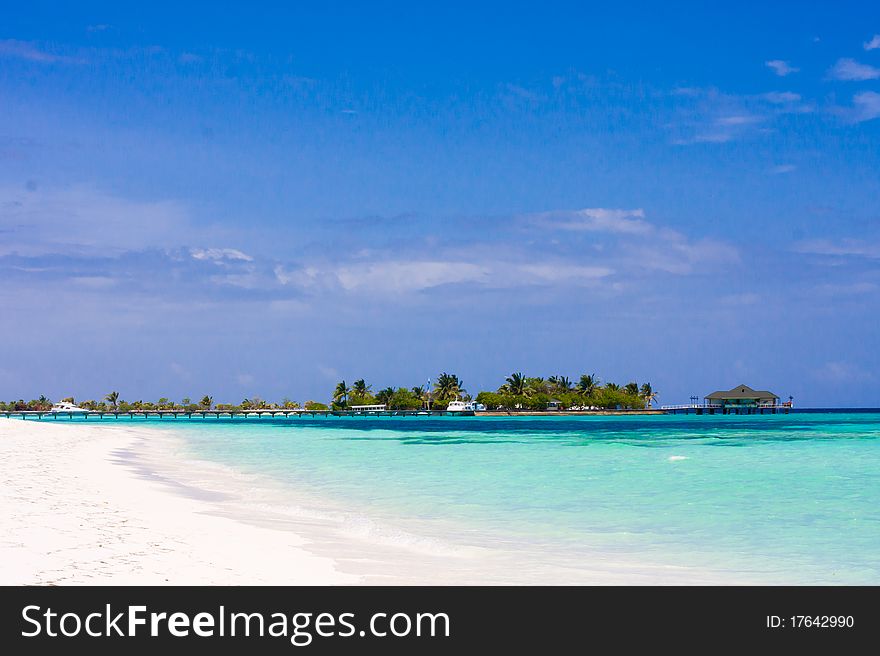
left=411, top=386, right=427, bottom=408
left=333, top=381, right=351, bottom=407
left=555, top=376, right=573, bottom=391
left=502, top=372, right=526, bottom=396
left=524, top=377, right=547, bottom=397
left=105, top=391, right=120, bottom=411
left=375, top=387, right=395, bottom=406
left=434, top=372, right=465, bottom=400
left=640, top=383, right=658, bottom=408
left=624, top=382, right=640, bottom=396
left=351, top=379, right=371, bottom=398
left=577, top=374, right=598, bottom=395
left=605, top=383, right=621, bottom=392
left=200, top=395, right=213, bottom=409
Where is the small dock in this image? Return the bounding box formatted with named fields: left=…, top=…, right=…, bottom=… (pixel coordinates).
left=0, top=409, right=475, bottom=420
left=661, top=404, right=791, bottom=415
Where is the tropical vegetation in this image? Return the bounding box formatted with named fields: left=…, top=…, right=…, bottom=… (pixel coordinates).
left=0, top=373, right=657, bottom=414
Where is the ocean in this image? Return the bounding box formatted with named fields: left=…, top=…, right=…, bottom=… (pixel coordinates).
left=41, top=411, right=880, bottom=583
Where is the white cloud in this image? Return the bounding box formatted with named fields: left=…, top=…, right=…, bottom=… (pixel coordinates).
left=335, top=261, right=489, bottom=292
left=677, top=132, right=734, bottom=144
left=716, top=115, right=762, bottom=126
left=761, top=92, right=801, bottom=104
left=769, top=164, right=796, bottom=174
left=667, top=88, right=790, bottom=144
left=765, top=60, right=799, bottom=76
left=274, top=264, right=320, bottom=288
left=864, top=34, right=880, bottom=51
left=0, top=39, right=82, bottom=64
left=275, top=258, right=614, bottom=294
left=275, top=260, right=490, bottom=293
left=0, top=185, right=195, bottom=255
left=794, top=238, right=880, bottom=259
left=851, top=91, right=880, bottom=122
left=516, top=263, right=613, bottom=283
left=190, top=248, right=253, bottom=262
left=267, top=207, right=738, bottom=300
left=829, top=58, right=880, bottom=81
left=536, top=208, right=651, bottom=235
left=625, top=235, right=738, bottom=274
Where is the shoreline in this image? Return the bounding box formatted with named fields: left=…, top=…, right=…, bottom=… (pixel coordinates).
left=0, top=418, right=355, bottom=585
left=1, top=418, right=735, bottom=585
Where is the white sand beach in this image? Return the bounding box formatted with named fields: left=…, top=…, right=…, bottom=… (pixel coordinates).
left=0, top=418, right=730, bottom=586
left=0, top=419, right=356, bottom=585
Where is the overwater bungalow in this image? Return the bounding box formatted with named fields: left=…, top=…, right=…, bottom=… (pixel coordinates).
left=663, top=384, right=790, bottom=414
left=705, top=384, right=780, bottom=410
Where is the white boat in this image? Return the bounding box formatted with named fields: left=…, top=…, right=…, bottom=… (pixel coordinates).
left=446, top=401, right=486, bottom=413
left=50, top=401, right=90, bottom=414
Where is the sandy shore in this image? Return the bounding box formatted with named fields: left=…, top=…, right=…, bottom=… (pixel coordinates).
left=0, top=418, right=356, bottom=585
left=0, top=418, right=731, bottom=586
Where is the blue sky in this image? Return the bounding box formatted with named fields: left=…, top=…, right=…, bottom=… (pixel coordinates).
left=2, top=2, right=879, bottom=406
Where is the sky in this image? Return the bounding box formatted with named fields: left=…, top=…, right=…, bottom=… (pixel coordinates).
left=1, top=2, right=879, bottom=407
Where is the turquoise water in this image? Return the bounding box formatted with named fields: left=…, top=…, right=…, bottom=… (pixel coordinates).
left=40, top=412, right=880, bottom=582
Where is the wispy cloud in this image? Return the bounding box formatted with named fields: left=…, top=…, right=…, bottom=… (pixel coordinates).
left=769, top=164, right=796, bottom=175
left=0, top=39, right=82, bottom=64
left=761, top=91, right=801, bottom=104
left=715, top=114, right=763, bottom=126
left=765, top=60, right=799, bottom=76
left=850, top=91, right=880, bottom=122
left=814, top=281, right=878, bottom=296
left=190, top=248, right=254, bottom=263
left=270, top=207, right=738, bottom=298
left=828, top=58, right=880, bottom=81
left=274, top=257, right=613, bottom=294
left=532, top=208, right=651, bottom=234
left=815, top=361, right=875, bottom=383
left=335, top=261, right=490, bottom=292
left=864, top=34, right=880, bottom=51
left=0, top=185, right=197, bottom=255
left=1, top=188, right=738, bottom=306
left=667, top=87, right=807, bottom=145
left=794, top=238, right=880, bottom=259
left=529, top=208, right=738, bottom=274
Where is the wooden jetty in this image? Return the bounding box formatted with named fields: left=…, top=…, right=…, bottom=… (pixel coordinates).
left=660, top=403, right=792, bottom=415
left=0, top=409, right=475, bottom=420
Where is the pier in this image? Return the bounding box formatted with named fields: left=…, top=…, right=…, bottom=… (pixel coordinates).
left=661, top=385, right=793, bottom=415
left=0, top=409, right=475, bottom=420
left=660, top=403, right=791, bottom=415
